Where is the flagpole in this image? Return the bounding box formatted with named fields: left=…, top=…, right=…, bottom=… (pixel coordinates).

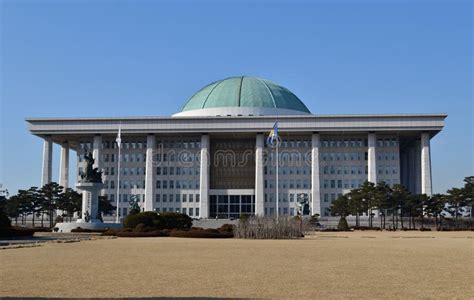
left=115, top=123, right=121, bottom=223
left=276, top=139, right=279, bottom=219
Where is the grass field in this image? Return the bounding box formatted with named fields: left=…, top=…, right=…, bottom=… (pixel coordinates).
left=0, top=231, right=473, bottom=299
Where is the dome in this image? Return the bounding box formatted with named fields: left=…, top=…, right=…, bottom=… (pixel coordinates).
left=173, top=76, right=311, bottom=117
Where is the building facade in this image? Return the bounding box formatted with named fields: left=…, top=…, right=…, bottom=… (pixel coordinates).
left=26, top=76, right=446, bottom=218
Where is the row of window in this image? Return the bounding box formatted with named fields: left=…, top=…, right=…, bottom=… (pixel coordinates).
left=80, top=137, right=398, bottom=152
left=103, top=180, right=146, bottom=190
left=264, top=166, right=311, bottom=176
left=264, top=179, right=311, bottom=189
left=104, top=193, right=145, bottom=202
left=323, top=179, right=365, bottom=189
left=157, top=141, right=201, bottom=149
left=156, top=152, right=199, bottom=163
left=320, top=138, right=398, bottom=148
left=156, top=166, right=199, bottom=176
left=265, top=140, right=312, bottom=148
left=322, top=165, right=367, bottom=175
left=321, top=178, right=400, bottom=191
left=156, top=180, right=200, bottom=190
left=155, top=193, right=200, bottom=203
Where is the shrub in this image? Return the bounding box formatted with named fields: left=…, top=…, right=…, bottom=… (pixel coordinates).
left=352, top=226, right=382, bottom=231
left=319, top=228, right=343, bottom=232
left=133, top=223, right=148, bottom=232
left=217, top=224, right=234, bottom=233
left=116, top=230, right=170, bottom=237
left=152, top=212, right=192, bottom=230
left=0, top=226, right=35, bottom=238
left=170, top=229, right=233, bottom=239
left=234, top=216, right=303, bottom=239
left=32, top=227, right=53, bottom=232
left=123, top=212, right=159, bottom=229
left=0, top=208, right=11, bottom=229
left=102, top=229, right=118, bottom=236
left=419, top=227, right=432, bottom=231
left=337, top=217, right=350, bottom=231
left=71, top=227, right=109, bottom=233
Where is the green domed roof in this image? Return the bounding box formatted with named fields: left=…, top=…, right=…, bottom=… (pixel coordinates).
left=180, top=76, right=310, bottom=114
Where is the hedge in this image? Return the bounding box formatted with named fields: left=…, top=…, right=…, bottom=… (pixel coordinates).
left=170, top=229, right=234, bottom=239
left=0, top=226, right=35, bottom=238
left=117, top=230, right=170, bottom=237
left=123, top=212, right=192, bottom=230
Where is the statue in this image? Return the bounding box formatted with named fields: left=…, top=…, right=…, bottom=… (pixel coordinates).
left=80, top=152, right=103, bottom=183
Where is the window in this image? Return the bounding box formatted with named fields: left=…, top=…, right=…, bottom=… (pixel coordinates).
left=155, top=194, right=161, bottom=202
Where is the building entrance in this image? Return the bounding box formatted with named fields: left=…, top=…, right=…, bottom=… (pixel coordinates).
left=209, top=194, right=255, bottom=219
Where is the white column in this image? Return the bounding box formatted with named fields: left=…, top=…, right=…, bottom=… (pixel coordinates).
left=59, top=143, right=69, bottom=189
left=368, top=132, right=377, bottom=184
left=92, top=135, right=102, bottom=169
left=41, top=138, right=53, bottom=187
left=199, top=134, right=210, bottom=218
left=255, top=134, right=265, bottom=216
left=144, top=134, right=155, bottom=211
left=421, top=133, right=432, bottom=196
left=408, top=145, right=416, bottom=193
left=311, top=133, right=321, bottom=216
left=415, top=140, right=422, bottom=194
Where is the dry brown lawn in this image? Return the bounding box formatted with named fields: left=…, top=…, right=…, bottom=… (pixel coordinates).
left=1, top=231, right=473, bottom=299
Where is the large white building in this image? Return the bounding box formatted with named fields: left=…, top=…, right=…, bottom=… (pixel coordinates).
left=26, top=76, right=446, bottom=218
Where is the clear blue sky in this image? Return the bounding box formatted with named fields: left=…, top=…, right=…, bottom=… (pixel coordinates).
left=1, top=0, right=472, bottom=195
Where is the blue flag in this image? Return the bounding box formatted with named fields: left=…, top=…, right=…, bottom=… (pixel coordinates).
left=267, top=122, right=279, bottom=145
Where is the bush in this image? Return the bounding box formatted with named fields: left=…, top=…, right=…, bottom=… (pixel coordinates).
left=337, top=217, right=349, bottom=231
left=123, top=212, right=192, bottom=231
left=352, top=226, right=381, bottom=231
left=102, top=229, right=118, bottom=236
left=0, top=226, right=35, bottom=238
left=318, top=228, right=343, bottom=232
left=170, top=229, right=233, bottom=238
left=0, top=208, right=11, bottom=229
left=234, top=216, right=303, bottom=239
left=419, top=227, right=432, bottom=231
left=217, top=224, right=234, bottom=233
left=116, top=230, right=170, bottom=237
left=152, top=212, right=192, bottom=230
left=123, top=211, right=160, bottom=229
left=33, top=227, right=53, bottom=232
left=71, top=227, right=110, bottom=233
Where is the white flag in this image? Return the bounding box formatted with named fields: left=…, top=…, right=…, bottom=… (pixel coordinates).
left=116, top=124, right=122, bottom=148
